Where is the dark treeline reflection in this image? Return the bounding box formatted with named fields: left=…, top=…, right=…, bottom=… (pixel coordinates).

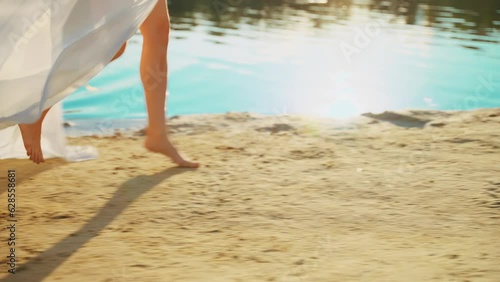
left=168, top=0, right=499, bottom=36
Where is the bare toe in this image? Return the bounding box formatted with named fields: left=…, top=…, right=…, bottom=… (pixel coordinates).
left=35, top=148, right=44, bottom=164
left=33, top=150, right=39, bottom=164
left=176, top=159, right=200, bottom=168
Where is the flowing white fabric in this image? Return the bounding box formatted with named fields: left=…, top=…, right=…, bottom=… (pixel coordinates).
left=0, top=0, right=158, bottom=160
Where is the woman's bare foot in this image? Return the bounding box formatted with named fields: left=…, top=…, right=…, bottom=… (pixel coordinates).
left=144, top=132, right=199, bottom=168
left=18, top=123, right=44, bottom=164
left=17, top=108, right=51, bottom=164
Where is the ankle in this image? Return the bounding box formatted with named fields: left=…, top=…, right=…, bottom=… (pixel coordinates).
left=146, top=128, right=166, bottom=138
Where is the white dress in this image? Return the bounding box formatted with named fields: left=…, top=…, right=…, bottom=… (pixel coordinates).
left=0, top=0, right=158, bottom=160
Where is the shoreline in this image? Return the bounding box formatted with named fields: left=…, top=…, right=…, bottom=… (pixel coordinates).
left=63, top=107, right=500, bottom=137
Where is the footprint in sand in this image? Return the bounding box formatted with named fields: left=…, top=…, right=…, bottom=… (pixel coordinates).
left=289, top=148, right=332, bottom=159
left=255, top=123, right=295, bottom=134
left=485, top=182, right=500, bottom=209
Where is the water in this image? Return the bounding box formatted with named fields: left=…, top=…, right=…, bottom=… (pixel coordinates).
left=63, top=0, right=500, bottom=127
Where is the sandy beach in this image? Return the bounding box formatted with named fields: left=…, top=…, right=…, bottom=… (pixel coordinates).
left=0, top=108, right=499, bottom=282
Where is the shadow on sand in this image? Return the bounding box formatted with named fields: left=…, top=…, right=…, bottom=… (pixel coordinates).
left=0, top=159, right=66, bottom=196
left=1, top=167, right=191, bottom=282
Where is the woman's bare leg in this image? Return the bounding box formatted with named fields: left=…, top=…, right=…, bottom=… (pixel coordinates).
left=18, top=107, right=51, bottom=164
left=112, top=42, right=127, bottom=62
left=18, top=40, right=124, bottom=165
left=139, top=1, right=199, bottom=168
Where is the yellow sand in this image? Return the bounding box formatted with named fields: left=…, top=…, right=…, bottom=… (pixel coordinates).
left=0, top=109, right=499, bottom=282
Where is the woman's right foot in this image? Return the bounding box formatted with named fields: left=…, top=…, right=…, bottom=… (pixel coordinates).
left=144, top=132, right=199, bottom=168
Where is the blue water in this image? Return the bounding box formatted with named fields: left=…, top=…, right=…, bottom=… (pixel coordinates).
left=63, top=0, right=500, bottom=126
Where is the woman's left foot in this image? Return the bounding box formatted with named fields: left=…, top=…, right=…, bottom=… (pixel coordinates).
left=18, top=123, right=45, bottom=164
